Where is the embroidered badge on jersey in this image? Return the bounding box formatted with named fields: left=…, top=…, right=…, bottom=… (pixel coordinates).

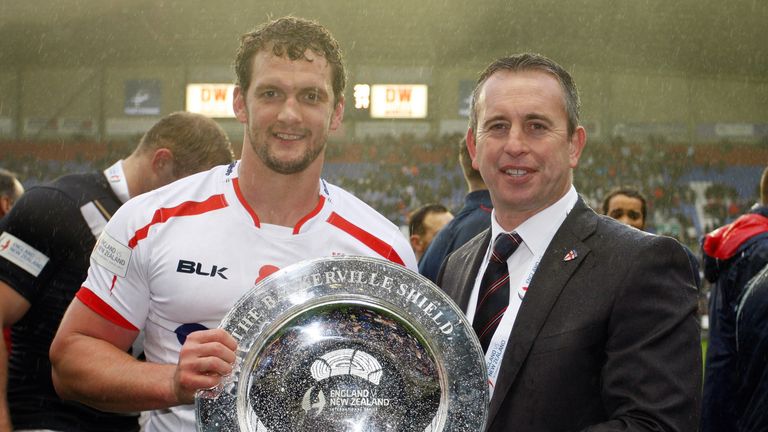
left=0, top=231, right=50, bottom=277
left=92, top=231, right=132, bottom=277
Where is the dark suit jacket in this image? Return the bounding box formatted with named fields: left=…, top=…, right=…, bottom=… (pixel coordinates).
left=436, top=198, right=701, bottom=431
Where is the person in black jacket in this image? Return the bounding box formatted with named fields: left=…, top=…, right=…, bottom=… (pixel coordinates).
left=0, top=112, right=233, bottom=432
left=734, top=262, right=768, bottom=431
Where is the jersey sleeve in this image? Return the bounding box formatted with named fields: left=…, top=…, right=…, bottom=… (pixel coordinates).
left=0, top=186, right=92, bottom=300
left=76, top=197, right=153, bottom=331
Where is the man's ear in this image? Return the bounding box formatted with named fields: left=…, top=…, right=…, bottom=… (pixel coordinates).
left=568, top=126, right=587, bottom=168
left=409, top=234, right=424, bottom=256
left=0, top=196, right=11, bottom=216
left=466, top=128, right=479, bottom=171
left=233, top=85, right=248, bottom=124
left=330, top=95, right=345, bottom=131
left=151, top=148, right=175, bottom=177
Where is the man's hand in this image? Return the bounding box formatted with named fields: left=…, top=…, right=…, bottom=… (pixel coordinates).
left=173, top=328, right=237, bottom=404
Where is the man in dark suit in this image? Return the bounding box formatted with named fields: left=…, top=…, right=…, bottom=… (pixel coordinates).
left=436, top=53, right=701, bottom=431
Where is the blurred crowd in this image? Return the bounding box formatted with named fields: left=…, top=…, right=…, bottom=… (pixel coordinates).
left=2, top=133, right=765, bottom=256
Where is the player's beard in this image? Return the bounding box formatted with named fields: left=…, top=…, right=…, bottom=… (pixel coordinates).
left=248, top=124, right=327, bottom=175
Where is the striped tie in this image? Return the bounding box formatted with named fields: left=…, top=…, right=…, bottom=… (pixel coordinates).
left=473, top=232, right=523, bottom=352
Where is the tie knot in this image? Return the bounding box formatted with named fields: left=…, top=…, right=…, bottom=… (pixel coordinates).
left=490, top=232, right=522, bottom=263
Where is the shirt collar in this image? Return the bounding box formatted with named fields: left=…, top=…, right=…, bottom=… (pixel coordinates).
left=489, top=185, right=578, bottom=258
left=103, top=160, right=130, bottom=204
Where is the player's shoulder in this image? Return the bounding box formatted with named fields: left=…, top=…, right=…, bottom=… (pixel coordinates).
left=115, top=163, right=230, bottom=223
left=322, top=180, right=400, bottom=232
left=31, top=171, right=105, bottom=200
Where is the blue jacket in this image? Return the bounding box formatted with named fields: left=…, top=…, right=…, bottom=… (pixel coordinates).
left=418, top=190, right=492, bottom=284
left=701, top=205, right=768, bottom=432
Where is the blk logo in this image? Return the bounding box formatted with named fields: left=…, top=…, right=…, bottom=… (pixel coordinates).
left=176, top=259, right=228, bottom=279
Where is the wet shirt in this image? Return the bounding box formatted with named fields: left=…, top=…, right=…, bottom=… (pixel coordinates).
left=77, top=161, right=417, bottom=432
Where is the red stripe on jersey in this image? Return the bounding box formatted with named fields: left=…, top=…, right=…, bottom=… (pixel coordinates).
left=128, top=194, right=227, bottom=248
left=293, top=195, right=325, bottom=234
left=232, top=177, right=260, bottom=227
left=76, top=287, right=139, bottom=331
left=327, top=212, right=405, bottom=266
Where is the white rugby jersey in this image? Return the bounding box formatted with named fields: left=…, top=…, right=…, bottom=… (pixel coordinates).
left=76, top=161, right=417, bottom=432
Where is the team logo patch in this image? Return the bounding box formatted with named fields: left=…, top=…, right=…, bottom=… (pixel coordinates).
left=92, top=231, right=132, bottom=277
left=0, top=232, right=50, bottom=277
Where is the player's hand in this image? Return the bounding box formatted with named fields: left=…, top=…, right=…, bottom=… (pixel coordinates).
left=172, top=328, right=237, bottom=404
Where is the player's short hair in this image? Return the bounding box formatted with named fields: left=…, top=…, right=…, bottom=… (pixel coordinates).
left=469, top=52, right=581, bottom=137
left=136, top=111, right=234, bottom=177
left=408, top=203, right=450, bottom=237
left=234, top=16, right=346, bottom=105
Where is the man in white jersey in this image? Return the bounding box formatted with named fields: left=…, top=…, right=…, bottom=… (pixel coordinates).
left=49, top=16, right=417, bottom=432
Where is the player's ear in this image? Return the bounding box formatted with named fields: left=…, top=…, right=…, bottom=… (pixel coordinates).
left=330, top=95, right=344, bottom=131
left=151, top=148, right=175, bottom=180
left=233, top=86, right=248, bottom=124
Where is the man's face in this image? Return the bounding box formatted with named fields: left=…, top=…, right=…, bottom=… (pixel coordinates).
left=411, top=210, right=453, bottom=260
left=467, top=70, right=585, bottom=228
left=606, top=194, right=645, bottom=230
left=234, top=49, right=343, bottom=175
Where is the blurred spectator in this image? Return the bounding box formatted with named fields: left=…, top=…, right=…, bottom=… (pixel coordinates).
left=602, top=186, right=701, bottom=289
left=0, top=112, right=234, bottom=432
left=0, top=169, right=24, bottom=218
left=601, top=187, right=647, bottom=230
left=419, top=138, right=492, bottom=283
left=407, top=203, right=453, bottom=262
left=701, top=165, right=768, bottom=432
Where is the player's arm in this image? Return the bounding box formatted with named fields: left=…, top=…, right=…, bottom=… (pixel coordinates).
left=49, top=298, right=237, bottom=412
left=0, top=281, right=31, bottom=432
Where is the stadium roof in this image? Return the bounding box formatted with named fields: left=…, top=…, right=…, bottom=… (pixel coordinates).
left=1, top=0, right=766, bottom=79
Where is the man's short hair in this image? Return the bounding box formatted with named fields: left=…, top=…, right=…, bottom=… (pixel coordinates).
left=234, top=16, right=347, bottom=106
left=0, top=168, right=22, bottom=201
left=761, top=165, right=768, bottom=205
left=602, top=187, right=647, bottom=222
left=469, top=52, right=581, bottom=137
left=135, top=111, right=234, bottom=177
left=408, top=203, right=450, bottom=237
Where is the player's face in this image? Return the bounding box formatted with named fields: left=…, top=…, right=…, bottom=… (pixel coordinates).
left=234, top=49, right=343, bottom=175
left=467, top=70, right=585, bottom=229
left=606, top=194, right=645, bottom=230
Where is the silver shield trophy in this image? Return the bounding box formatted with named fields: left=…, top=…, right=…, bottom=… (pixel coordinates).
left=196, top=256, right=488, bottom=431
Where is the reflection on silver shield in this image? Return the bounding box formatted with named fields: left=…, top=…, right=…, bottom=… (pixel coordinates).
left=196, top=256, right=488, bottom=431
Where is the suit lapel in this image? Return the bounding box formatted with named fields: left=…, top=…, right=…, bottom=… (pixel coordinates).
left=457, top=231, right=491, bottom=310
left=486, top=199, right=597, bottom=421
left=439, top=229, right=492, bottom=311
